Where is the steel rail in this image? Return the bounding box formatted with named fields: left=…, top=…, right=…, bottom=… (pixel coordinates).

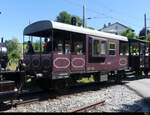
left=68, top=100, right=105, bottom=113
left=133, top=106, right=142, bottom=112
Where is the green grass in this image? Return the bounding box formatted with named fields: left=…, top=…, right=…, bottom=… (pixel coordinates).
left=77, top=75, right=95, bottom=83
left=6, top=63, right=17, bottom=71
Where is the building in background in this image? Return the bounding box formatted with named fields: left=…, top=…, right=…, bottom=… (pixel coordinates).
left=99, top=22, right=134, bottom=35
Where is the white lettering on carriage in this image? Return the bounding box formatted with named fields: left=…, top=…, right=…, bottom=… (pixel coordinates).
left=53, top=57, right=70, bottom=69
left=71, top=58, right=85, bottom=68
left=107, top=62, right=111, bottom=65
left=87, top=67, right=95, bottom=70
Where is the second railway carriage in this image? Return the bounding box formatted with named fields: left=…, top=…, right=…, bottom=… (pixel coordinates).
left=128, top=38, right=150, bottom=76
left=23, top=20, right=129, bottom=90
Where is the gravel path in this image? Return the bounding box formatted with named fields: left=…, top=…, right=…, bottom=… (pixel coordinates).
left=2, top=84, right=150, bottom=112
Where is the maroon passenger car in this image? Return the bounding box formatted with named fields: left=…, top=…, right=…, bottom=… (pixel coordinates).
left=23, top=20, right=128, bottom=90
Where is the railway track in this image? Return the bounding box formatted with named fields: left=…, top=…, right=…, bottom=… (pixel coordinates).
left=2, top=78, right=141, bottom=112
left=12, top=81, right=116, bottom=107
left=68, top=100, right=105, bottom=112
left=133, top=106, right=142, bottom=112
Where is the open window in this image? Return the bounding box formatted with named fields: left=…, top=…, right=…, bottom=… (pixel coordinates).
left=130, top=42, right=139, bottom=56
left=53, top=30, right=71, bottom=54
left=119, top=41, right=129, bottom=56
left=88, top=36, right=106, bottom=63
left=71, top=33, right=85, bottom=55
left=93, top=40, right=99, bottom=56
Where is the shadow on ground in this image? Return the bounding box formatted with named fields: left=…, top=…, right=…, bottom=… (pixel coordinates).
left=0, top=103, right=12, bottom=112
left=116, top=97, right=150, bottom=112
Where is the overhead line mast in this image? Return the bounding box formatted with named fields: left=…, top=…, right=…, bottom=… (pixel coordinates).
left=83, top=5, right=86, bottom=28
left=145, top=14, right=147, bottom=42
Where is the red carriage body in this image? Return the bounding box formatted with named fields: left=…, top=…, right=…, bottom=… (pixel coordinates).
left=23, top=20, right=129, bottom=89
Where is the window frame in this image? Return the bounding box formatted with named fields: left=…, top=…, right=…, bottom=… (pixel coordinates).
left=119, top=41, right=129, bottom=56
left=109, top=42, right=116, bottom=56
left=100, top=40, right=107, bottom=57
left=93, top=39, right=100, bottom=57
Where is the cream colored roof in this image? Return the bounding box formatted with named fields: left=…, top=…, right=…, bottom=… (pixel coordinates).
left=24, top=20, right=128, bottom=41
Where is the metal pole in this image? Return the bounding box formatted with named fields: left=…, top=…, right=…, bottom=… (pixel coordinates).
left=145, top=14, right=147, bottom=41
left=83, top=5, right=86, bottom=28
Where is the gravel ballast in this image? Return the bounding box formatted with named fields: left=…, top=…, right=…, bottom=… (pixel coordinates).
left=3, top=84, right=150, bottom=112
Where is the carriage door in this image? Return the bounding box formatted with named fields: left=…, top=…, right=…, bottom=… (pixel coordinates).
left=71, top=33, right=86, bottom=71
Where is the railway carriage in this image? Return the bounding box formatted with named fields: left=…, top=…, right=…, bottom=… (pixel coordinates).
left=127, top=38, right=150, bottom=76
left=23, top=20, right=129, bottom=90
left=1, top=20, right=150, bottom=104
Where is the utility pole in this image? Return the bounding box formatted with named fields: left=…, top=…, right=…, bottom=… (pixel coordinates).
left=83, top=5, right=86, bottom=28
left=145, top=13, right=148, bottom=41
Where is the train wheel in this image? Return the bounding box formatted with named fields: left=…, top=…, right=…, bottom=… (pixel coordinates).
left=36, top=78, right=51, bottom=91
left=115, top=75, right=121, bottom=84
left=136, top=70, right=142, bottom=79
left=16, top=73, right=26, bottom=92
left=93, top=73, right=100, bottom=82
left=144, top=70, right=148, bottom=77
left=53, top=79, right=69, bottom=92
left=115, top=71, right=122, bottom=84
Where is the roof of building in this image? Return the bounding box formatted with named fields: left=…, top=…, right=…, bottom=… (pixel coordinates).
left=99, top=22, right=134, bottom=31
left=24, top=20, right=128, bottom=41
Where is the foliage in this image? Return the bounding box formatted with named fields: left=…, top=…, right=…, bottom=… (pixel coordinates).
left=56, top=11, right=82, bottom=25
left=121, top=29, right=135, bottom=39
left=56, top=11, right=72, bottom=24
left=148, top=33, right=150, bottom=41
left=88, top=27, right=95, bottom=30
left=33, top=40, right=41, bottom=51
left=139, top=28, right=150, bottom=41
left=56, top=11, right=94, bottom=29
left=77, top=75, right=94, bottom=83
left=94, top=40, right=99, bottom=55
left=5, top=38, right=21, bottom=62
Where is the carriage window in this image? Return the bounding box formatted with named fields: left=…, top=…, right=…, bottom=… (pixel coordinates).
left=130, top=43, right=139, bottom=56
left=101, top=41, right=107, bottom=56
left=119, top=41, right=129, bottom=56
left=74, top=42, right=83, bottom=54
left=94, top=40, right=99, bottom=56
left=109, top=43, right=116, bottom=56
left=65, top=40, right=70, bottom=54
left=88, top=38, right=92, bottom=56
left=57, top=40, right=63, bottom=54
left=72, top=33, right=85, bottom=55
left=53, top=30, right=70, bottom=54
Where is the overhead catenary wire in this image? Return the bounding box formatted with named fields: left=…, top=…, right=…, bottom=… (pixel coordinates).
left=64, top=0, right=140, bottom=29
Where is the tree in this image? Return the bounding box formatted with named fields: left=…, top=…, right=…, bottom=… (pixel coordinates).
left=56, top=11, right=94, bottom=29
left=33, top=40, right=41, bottom=51
left=56, top=11, right=72, bottom=24
left=5, top=38, right=21, bottom=62
left=148, top=33, right=150, bottom=41
left=56, top=11, right=83, bottom=25
left=121, top=29, right=135, bottom=39
left=87, top=27, right=95, bottom=30
left=139, top=28, right=150, bottom=40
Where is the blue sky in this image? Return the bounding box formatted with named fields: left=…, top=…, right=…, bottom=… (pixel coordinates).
left=0, top=0, right=150, bottom=43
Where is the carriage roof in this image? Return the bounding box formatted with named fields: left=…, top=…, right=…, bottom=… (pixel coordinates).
left=23, top=20, right=128, bottom=41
